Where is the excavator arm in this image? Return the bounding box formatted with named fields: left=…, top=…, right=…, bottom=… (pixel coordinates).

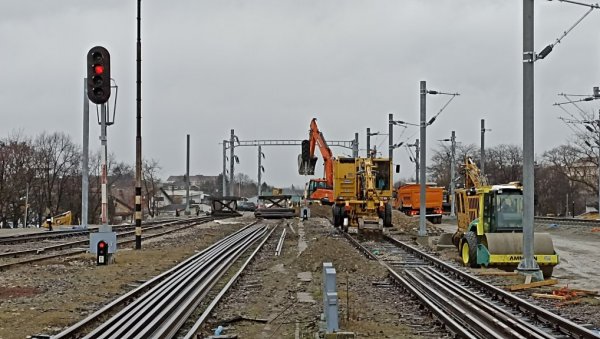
left=299, top=118, right=334, bottom=187
left=462, top=156, right=488, bottom=189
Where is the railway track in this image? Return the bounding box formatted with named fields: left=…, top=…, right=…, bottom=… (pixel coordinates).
left=0, top=218, right=178, bottom=245
left=51, top=220, right=276, bottom=339
left=0, top=216, right=223, bottom=271
left=534, top=216, right=600, bottom=227
left=343, top=231, right=600, bottom=339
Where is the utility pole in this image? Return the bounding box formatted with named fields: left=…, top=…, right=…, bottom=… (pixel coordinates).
left=480, top=119, right=486, bottom=176
left=419, top=80, right=427, bottom=237
left=257, top=146, right=264, bottom=196
left=222, top=140, right=227, bottom=196
left=414, top=139, right=420, bottom=184
left=134, top=0, right=143, bottom=249
left=518, top=0, right=541, bottom=279
left=100, top=103, right=109, bottom=226
left=185, top=134, right=190, bottom=216
left=450, top=131, right=456, bottom=217
left=388, top=113, right=393, bottom=161
left=81, top=78, right=89, bottom=228
left=229, top=129, right=235, bottom=196
left=596, top=112, right=600, bottom=218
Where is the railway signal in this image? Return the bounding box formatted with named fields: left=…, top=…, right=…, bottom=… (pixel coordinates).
left=97, top=240, right=108, bottom=265
left=86, top=46, right=111, bottom=104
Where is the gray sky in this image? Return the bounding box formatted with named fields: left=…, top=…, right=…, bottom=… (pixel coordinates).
left=1, top=1, right=599, bottom=188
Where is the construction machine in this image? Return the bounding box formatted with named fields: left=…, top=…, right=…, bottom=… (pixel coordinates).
left=394, top=183, right=444, bottom=224
left=331, top=157, right=393, bottom=233
left=43, top=211, right=73, bottom=228
left=298, top=118, right=334, bottom=204
left=453, top=157, right=558, bottom=277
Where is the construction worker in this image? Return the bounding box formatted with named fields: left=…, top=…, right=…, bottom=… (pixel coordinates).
left=46, top=214, right=53, bottom=231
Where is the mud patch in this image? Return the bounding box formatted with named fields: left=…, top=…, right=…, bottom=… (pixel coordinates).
left=0, top=286, right=41, bottom=299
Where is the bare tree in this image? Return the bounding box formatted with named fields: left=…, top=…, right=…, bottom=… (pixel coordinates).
left=142, top=158, right=161, bottom=218
left=33, top=132, right=81, bottom=218
left=0, top=133, right=35, bottom=227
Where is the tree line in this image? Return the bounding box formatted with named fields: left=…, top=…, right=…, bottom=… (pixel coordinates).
left=0, top=131, right=161, bottom=228
left=415, top=126, right=599, bottom=216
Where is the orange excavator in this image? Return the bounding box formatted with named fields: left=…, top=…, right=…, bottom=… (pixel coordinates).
left=298, top=118, right=334, bottom=205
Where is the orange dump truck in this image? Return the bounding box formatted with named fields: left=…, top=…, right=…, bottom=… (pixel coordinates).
left=394, top=184, right=443, bottom=224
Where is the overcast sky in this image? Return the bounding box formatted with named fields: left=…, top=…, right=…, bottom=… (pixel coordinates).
left=1, top=1, right=599, bottom=188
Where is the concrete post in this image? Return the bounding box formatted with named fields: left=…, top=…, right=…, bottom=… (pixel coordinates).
left=322, top=262, right=339, bottom=333
left=389, top=113, right=393, bottom=161
left=82, top=78, right=89, bottom=228
left=229, top=129, right=235, bottom=196
left=415, top=139, right=420, bottom=184
left=419, top=81, right=427, bottom=237
left=257, top=145, right=263, bottom=197
left=597, top=113, right=600, bottom=218
left=450, top=131, right=456, bottom=217
left=100, top=103, right=108, bottom=226
left=185, top=134, right=190, bottom=215
left=518, top=0, right=541, bottom=278
left=222, top=140, right=227, bottom=197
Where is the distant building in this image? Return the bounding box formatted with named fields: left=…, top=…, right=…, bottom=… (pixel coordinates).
left=165, top=175, right=219, bottom=190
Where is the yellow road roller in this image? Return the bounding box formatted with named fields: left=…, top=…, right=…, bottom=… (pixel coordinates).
left=453, top=158, right=559, bottom=278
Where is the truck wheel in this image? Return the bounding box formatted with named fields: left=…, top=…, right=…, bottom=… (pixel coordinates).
left=461, top=231, right=479, bottom=268
left=383, top=203, right=393, bottom=227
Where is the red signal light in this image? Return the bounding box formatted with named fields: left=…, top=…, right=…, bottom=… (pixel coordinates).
left=98, top=241, right=106, bottom=249
left=94, top=65, right=104, bottom=75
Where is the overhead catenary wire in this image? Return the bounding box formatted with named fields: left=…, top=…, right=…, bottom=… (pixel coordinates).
left=426, top=93, right=459, bottom=125
left=561, top=94, right=593, bottom=118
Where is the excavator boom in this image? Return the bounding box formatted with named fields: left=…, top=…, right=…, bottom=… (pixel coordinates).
left=299, top=118, right=335, bottom=204
left=299, top=118, right=334, bottom=184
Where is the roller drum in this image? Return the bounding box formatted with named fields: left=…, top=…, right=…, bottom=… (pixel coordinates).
left=485, top=233, right=555, bottom=255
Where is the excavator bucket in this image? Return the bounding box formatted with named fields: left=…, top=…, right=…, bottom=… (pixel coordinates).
left=298, top=140, right=318, bottom=175
left=298, top=154, right=317, bottom=175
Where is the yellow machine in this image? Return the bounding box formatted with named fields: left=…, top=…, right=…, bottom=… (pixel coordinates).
left=43, top=211, right=73, bottom=228
left=453, top=157, right=558, bottom=277
left=331, top=157, right=393, bottom=232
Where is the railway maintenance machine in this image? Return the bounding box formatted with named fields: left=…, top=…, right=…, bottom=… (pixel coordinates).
left=332, top=157, right=393, bottom=233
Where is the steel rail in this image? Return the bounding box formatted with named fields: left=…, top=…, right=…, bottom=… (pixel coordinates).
left=534, top=216, right=600, bottom=227
left=420, top=267, right=554, bottom=339
left=341, top=231, right=598, bottom=338
left=275, top=227, right=287, bottom=256
left=150, top=227, right=268, bottom=338
left=0, top=218, right=179, bottom=245
left=0, top=217, right=213, bottom=264
left=403, top=269, right=507, bottom=338
left=120, top=227, right=264, bottom=338
left=183, top=223, right=279, bottom=338
left=385, top=263, right=478, bottom=338
left=0, top=217, right=183, bottom=245
left=52, top=220, right=259, bottom=339
left=84, top=226, right=260, bottom=338
left=384, top=235, right=600, bottom=339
